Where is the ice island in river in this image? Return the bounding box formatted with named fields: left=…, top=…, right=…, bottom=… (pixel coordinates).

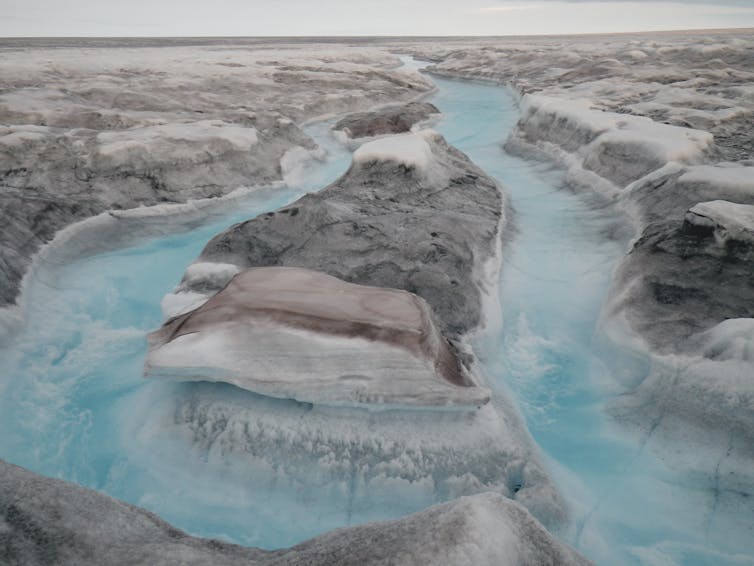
left=1, top=30, right=754, bottom=566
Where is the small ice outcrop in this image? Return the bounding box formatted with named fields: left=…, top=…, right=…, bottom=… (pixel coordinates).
left=625, top=49, right=648, bottom=60
left=700, top=318, right=754, bottom=362
left=146, top=267, right=489, bottom=408
left=333, top=101, right=439, bottom=141
left=624, top=163, right=754, bottom=227
left=182, top=261, right=242, bottom=292
left=0, top=458, right=589, bottom=566
left=353, top=131, right=435, bottom=172
left=160, top=262, right=242, bottom=319
left=685, top=200, right=754, bottom=244
left=159, top=291, right=208, bottom=320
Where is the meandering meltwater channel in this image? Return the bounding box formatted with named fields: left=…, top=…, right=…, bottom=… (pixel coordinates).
left=1, top=59, right=751, bottom=565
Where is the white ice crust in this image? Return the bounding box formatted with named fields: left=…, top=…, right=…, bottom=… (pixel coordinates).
left=517, top=94, right=713, bottom=190
left=183, top=261, right=241, bottom=290
left=160, top=291, right=210, bottom=320
left=700, top=318, right=754, bottom=363
left=96, top=120, right=259, bottom=164
left=161, top=262, right=243, bottom=319
left=679, top=166, right=754, bottom=193
left=353, top=131, right=434, bottom=171
left=147, top=325, right=488, bottom=407
left=686, top=200, right=754, bottom=243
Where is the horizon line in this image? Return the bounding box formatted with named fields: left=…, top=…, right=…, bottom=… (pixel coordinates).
left=1, top=26, right=753, bottom=42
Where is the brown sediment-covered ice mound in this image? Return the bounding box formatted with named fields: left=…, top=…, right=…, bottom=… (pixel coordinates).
left=146, top=266, right=490, bottom=408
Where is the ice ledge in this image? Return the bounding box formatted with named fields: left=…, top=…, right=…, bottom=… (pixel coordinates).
left=685, top=200, right=754, bottom=244
left=0, top=458, right=589, bottom=566
left=353, top=130, right=433, bottom=167
left=145, top=266, right=490, bottom=408
left=514, top=94, right=714, bottom=189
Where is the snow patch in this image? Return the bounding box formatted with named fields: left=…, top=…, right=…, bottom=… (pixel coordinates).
left=700, top=318, right=754, bottom=363
left=353, top=131, right=434, bottom=172
left=160, top=291, right=210, bottom=319
left=679, top=165, right=754, bottom=194
left=686, top=200, right=754, bottom=244
left=183, top=262, right=241, bottom=290
left=626, top=50, right=648, bottom=60
left=94, top=120, right=259, bottom=167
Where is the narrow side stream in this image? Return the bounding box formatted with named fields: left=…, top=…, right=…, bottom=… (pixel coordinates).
left=0, top=60, right=750, bottom=565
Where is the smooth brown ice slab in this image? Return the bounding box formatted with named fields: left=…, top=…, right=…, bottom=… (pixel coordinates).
left=145, top=266, right=489, bottom=408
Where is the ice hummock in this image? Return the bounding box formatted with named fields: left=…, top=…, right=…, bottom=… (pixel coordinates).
left=686, top=200, right=754, bottom=244
left=146, top=266, right=490, bottom=408
left=353, top=131, right=435, bottom=172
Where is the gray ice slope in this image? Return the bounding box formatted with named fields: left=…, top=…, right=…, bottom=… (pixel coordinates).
left=187, top=130, right=504, bottom=340
left=509, top=96, right=754, bottom=443
left=0, top=459, right=590, bottom=566
left=603, top=165, right=754, bottom=470
left=607, top=165, right=754, bottom=355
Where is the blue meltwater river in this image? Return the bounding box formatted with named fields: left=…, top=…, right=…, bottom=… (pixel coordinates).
left=1, top=59, right=752, bottom=565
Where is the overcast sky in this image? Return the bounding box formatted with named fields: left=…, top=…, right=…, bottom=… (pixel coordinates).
left=2, top=0, right=753, bottom=37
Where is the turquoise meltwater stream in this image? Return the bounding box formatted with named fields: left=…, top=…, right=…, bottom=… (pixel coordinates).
left=427, top=71, right=753, bottom=566
left=0, top=59, right=751, bottom=565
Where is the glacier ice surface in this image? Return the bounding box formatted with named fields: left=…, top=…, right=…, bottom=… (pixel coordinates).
left=2, top=38, right=754, bottom=565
